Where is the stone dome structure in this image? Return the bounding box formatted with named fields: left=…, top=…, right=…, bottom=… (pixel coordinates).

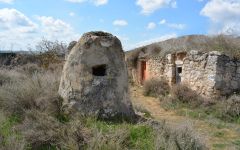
left=59, top=31, right=135, bottom=120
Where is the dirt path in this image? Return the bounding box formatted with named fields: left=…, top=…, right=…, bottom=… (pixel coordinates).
left=130, top=86, right=240, bottom=150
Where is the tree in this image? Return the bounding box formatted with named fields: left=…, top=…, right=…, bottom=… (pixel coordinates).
left=33, top=39, right=67, bottom=68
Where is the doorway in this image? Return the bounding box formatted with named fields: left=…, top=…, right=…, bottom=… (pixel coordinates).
left=176, top=65, right=182, bottom=84
left=141, top=61, right=146, bottom=84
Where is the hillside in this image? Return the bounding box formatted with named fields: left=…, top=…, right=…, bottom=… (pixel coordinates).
left=126, top=35, right=240, bottom=67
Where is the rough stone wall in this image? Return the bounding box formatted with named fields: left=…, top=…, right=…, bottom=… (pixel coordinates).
left=132, top=49, right=240, bottom=97
left=215, top=53, right=240, bottom=96
left=182, top=50, right=240, bottom=97
left=146, top=54, right=176, bottom=85
left=59, top=31, right=135, bottom=120
left=147, top=56, right=165, bottom=79
left=181, top=50, right=216, bottom=96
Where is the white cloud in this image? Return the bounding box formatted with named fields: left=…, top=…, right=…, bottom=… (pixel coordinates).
left=0, top=0, right=14, bottom=4
left=159, top=19, right=166, bottom=24
left=0, top=8, right=38, bottom=33
left=93, top=0, right=108, bottom=6
left=128, top=33, right=177, bottom=50
left=136, top=0, right=177, bottom=15
left=66, top=0, right=108, bottom=6
left=167, top=23, right=185, bottom=30
left=201, top=0, right=240, bottom=35
left=0, top=8, right=39, bottom=50
left=147, top=22, right=156, bottom=30
left=37, top=16, right=79, bottom=41
left=113, top=19, right=128, bottom=26
left=0, top=8, right=79, bottom=50
left=69, top=12, right=75, bottom=17
left=159, top=19, right=186, bottom=30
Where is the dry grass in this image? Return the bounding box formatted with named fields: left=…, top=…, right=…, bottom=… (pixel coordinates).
left=152, top=121, right=206, bottom=150
left=0, top=69, right=26, bottom=86
left=0, top=69, right=61, bottom=116
left=143, top=78, right=170, bottom=97
left=134, top=104, right=152, bottom=118
left=214, top=94, right=240, bottom=123
left=222, top=94, right=240, bottom=118
left=171, top=84, right=203, bottom=107
left=0, top=64, right=206, bottom=150
left=0, top=112, right=26, bottom=150
left=18, top=110, right=90, bottom=149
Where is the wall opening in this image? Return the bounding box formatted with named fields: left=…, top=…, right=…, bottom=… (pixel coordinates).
left=141, top=61, right=147, bottom=84
left=177, top=67, right=182, bottom=74
left=176, top=66, right=182, bottom=84
left=92, top=64, right=107, bottom=76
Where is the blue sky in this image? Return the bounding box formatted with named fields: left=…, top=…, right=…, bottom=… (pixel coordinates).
left=0, top=0, right=240, bottom=51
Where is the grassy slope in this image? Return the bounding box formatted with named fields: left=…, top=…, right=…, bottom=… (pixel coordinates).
left=125, top=35, right=240, bottom=66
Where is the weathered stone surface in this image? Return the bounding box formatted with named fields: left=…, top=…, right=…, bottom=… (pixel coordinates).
left=131, top=48, right=240, bottom=98
left=59, top=31, right=135, bottom=120
left=182, top=50, right=240, bottom=97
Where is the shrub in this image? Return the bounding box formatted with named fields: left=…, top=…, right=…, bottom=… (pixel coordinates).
left=87, top=126, right=129, bottom=150
left=18, top=110, right=89, bottom=150
left=171, top=84, right=203, bottom=107
left=17, top=63, right=43, bottom=76
left=143, top=78, right=170, bottom=97
left=0, top=69, right=61, bottom=116
left=217, top=94, right=240, bottom=122
left=34, top=39, right=67, bottom=69
left=153, top=121, right=206, bottom=150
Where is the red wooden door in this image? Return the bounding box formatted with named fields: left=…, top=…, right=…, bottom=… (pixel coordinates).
left=141, top=61, right=146, bottom=84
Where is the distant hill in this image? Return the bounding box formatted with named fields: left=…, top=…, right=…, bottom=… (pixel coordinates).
left=126, top=34, right=240, bottom=68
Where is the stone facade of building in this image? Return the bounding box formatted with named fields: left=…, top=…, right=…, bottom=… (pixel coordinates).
left=133, top=50, right=240, bottom=97
left=182, top=50, right=240, bottom=97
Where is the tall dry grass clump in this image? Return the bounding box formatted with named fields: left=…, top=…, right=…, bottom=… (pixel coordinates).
left=143, top=78, right=170, bottom=97
left=171, top=84, right=203, bottom=107
left=214, top=94, right=240, bottom=122
left=0, top=66, right=71, bottom=149
left=0, top=68, right=61, bottom=116
left=151, top=121, right=206, bottom=150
